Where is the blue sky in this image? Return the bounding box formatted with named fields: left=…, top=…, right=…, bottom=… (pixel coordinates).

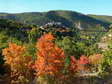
left=0, top=0, right=112, bottom=15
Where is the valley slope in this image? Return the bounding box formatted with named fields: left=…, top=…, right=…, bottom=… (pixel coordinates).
left=0, top=10, right=110, bottom=30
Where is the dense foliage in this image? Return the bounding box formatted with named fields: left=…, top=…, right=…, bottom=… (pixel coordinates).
left=0, top=18, right=112, bottom=84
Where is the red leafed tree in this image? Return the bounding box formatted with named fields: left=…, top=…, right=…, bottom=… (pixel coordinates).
left=77, top=55, right=89, bottom=71
left=78, top=55, right=89, bottom=65
left=34, top=33, right=65, bottom=76
left=69, top=56, right=78, bottom=73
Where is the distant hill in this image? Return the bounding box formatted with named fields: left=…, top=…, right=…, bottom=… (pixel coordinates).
left=0, top=10, right=110, bottom=30
left=88, top=14, right=112, bottom=24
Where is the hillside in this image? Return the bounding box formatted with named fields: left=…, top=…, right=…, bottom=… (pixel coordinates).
left=88, top=14, right=112, bottom=24
left=1, top=12, right=112, bottom=84
left=0, top=10, right=110, bottom=30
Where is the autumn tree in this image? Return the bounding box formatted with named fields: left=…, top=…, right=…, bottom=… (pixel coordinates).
left=33, top=33, right=65, bottom=84
left=2, top=43, right=34, bottom=84
left=68, top=55, right=90, bottom=75
left=89, top=54, right=103, bottom=73
left=77, top=55, right=90, bottom=72
left=69, top=56, right=78, bottom=74
left=89, top=54, right=103, bottom=65
left=34, top=33, right=65, bottom=76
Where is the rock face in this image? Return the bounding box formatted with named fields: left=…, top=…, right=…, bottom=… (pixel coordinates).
left=75, top=21, right=83, bottom=30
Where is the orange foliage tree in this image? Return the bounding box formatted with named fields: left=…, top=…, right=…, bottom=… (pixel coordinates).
left=2, top=43, right=33, bottom=84
left=89, top=54, right=103, bottom=65
left=33, top=33, right=65, bottom=77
